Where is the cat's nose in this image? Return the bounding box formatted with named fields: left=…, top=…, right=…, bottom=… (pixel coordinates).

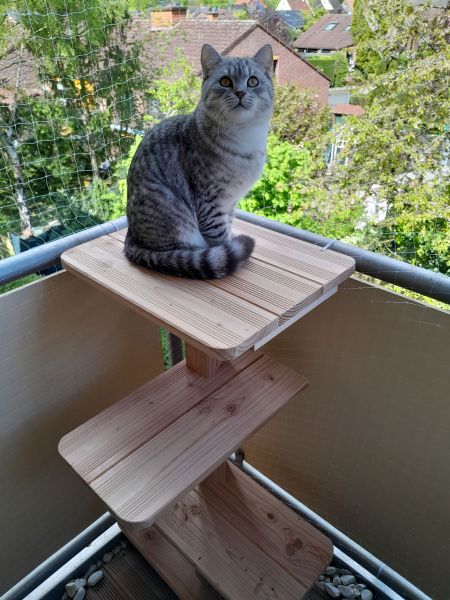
left=235, top=90, right=246, bottom=100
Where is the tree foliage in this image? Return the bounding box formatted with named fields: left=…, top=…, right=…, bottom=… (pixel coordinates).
left=352, top=0, right=449, bottom=76
left=305, top=52, right=348, bottom=87
left=146, top=55, right=200, bottom=120
left=0, top=0, right=146, bottom=239
left=336, top=1, right=450, bottom=273
left=271, top=82, right=331, bottom=159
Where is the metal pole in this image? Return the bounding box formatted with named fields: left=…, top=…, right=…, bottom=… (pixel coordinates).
left=0, top=217, right=127, bottom=285
left=1, top=212, right=449, bottom=305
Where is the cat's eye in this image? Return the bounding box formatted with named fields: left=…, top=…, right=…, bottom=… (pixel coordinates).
left=219, top=76, right=232, bottom=87
left=247, top=76, right=259, bottom=88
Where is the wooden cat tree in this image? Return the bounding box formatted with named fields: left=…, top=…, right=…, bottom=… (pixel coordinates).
left=58, top=218, right=355, bottom=599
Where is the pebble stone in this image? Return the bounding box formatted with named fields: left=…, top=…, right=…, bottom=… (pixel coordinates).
left=61, top=594, right=69, bottom=600
left=102, top=551, right=113, bottom=563
left=338, top=585, right=354, bottom=598
left=87, top=570, right=104, bottom=587
left=73, top=588, right=86, bottom=600
left=120, top=539, right=128, bottom=548
left=65, top=579, right=86, bottom=598
left=324, top=583, right=341, bottom=598
left=96, top=560, right=103, bottom=568
left=318, top=566, right=374, bottom=600
left=113, top=544, right=122, bottom=555
left=85, top=564, right=97, bottom=579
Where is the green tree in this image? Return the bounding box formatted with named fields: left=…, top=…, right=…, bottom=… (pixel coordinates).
left=146, top=55, right=200, bottom=120
left=333, top=55, right=450, bottom=274
left=352, top=0, right=448, bottom=77
left=239, top=134, right=318, bottom=226
left=305, top=52, right=348, bottom=87
left=0, top=0, right=147, bottom=239
left=271, top=82, right=331, bottom=159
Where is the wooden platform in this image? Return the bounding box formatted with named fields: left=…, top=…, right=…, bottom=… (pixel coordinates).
left=59, top=352, right=308, bottom=527
left=124, top=462, right=333, bottom=600
left=61, top=219, right=355, bottom=360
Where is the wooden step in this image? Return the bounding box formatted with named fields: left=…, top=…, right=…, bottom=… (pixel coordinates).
left=61, top=219, right=355, bottom=360
left=59, top=352, right=308, bottom=527
left=124, top=462, right=333, bottom=600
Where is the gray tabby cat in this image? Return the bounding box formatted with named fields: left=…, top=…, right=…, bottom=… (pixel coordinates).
left=125, top=43, right=274, bottom=278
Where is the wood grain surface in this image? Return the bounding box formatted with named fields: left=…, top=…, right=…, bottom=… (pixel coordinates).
left=62, top=219, right=354, bottom=359
left=125, top=462, right=332, bottom=600
left=59, top=354, right=308, bottom=527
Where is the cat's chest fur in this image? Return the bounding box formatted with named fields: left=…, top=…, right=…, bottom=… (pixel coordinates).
left=208, top=126, right=268, bottom=209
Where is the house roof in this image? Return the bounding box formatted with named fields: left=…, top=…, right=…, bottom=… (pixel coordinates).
left=294, top=13, right=352, bottom=50
left=275, top=10, right=306, bottom=28
left=145, top=18, right=329, bottom=82
left=1, top=15, right=329, bottom=104
left=331, top=103, right=364, bottom=116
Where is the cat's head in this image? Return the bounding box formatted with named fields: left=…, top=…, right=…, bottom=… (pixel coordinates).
left=199, top=44, right=274, bottom=125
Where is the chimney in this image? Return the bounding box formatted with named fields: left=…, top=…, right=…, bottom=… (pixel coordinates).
left=151, top=6, right=187, bottom=28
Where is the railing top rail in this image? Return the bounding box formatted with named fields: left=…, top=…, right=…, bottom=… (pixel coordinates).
left=1, top=211, right=449, bottom=305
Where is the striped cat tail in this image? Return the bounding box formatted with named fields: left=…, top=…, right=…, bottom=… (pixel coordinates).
left=124, top=232, right=254, bottom=279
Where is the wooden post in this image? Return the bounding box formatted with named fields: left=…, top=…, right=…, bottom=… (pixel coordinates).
left=185, top=344, right=222, bottom=378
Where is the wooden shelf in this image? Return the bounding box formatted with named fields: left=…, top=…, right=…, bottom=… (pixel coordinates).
left=61, top=218, right=355, bottom=360
left=124, top=462, right=333, bottom=600
left=59, top=352, right=308, bottom=527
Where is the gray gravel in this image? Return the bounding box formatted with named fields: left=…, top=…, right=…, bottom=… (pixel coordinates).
left=317, top=566, right=374, bottom=600
left=102, top=551, right=114, bottom=563
left=87, top=570, right=104, bottom=587
left=73, top=589, right=85, bottom=600
left=324, top=583, right=341, bottom=598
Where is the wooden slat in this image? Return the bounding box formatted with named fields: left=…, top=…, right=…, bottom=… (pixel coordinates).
left=110, top=228, right=324, bottom=324
left=234, top=220, right=355, bottom=290
left=151, top=462, right=331, bottom=600
left=201, top=463, right=332, bottom=585
left=124, top=525, right=219, bottom=600
left=60, top=354, right=307, bottom=527
left=62, top=235, right=279, bottom=360
left=234, top=219, right=355, bottom=270
left=59, top=351, right=260, bottom=484
left=211, top=257, right=323, bottom=323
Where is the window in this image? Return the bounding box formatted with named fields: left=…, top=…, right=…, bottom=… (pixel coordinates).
left=324, top=22, right=338, bottom=31
left=273, top=55, right=279, bottom=73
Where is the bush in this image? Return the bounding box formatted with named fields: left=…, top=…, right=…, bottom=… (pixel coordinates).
left=305, top=52, right=348, bottom=87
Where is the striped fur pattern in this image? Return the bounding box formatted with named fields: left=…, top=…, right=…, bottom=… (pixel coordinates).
left=125, top=44, right=274, bottom=279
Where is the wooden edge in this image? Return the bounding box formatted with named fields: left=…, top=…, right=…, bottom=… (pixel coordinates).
left=122, top=523, right=219, bottom=600
left=61, top=255, right=275, bottom=361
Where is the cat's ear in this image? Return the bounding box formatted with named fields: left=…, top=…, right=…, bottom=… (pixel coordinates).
left=201, top=44, right=222, bottom=79
left=253, top=44, right=273, bottom=77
